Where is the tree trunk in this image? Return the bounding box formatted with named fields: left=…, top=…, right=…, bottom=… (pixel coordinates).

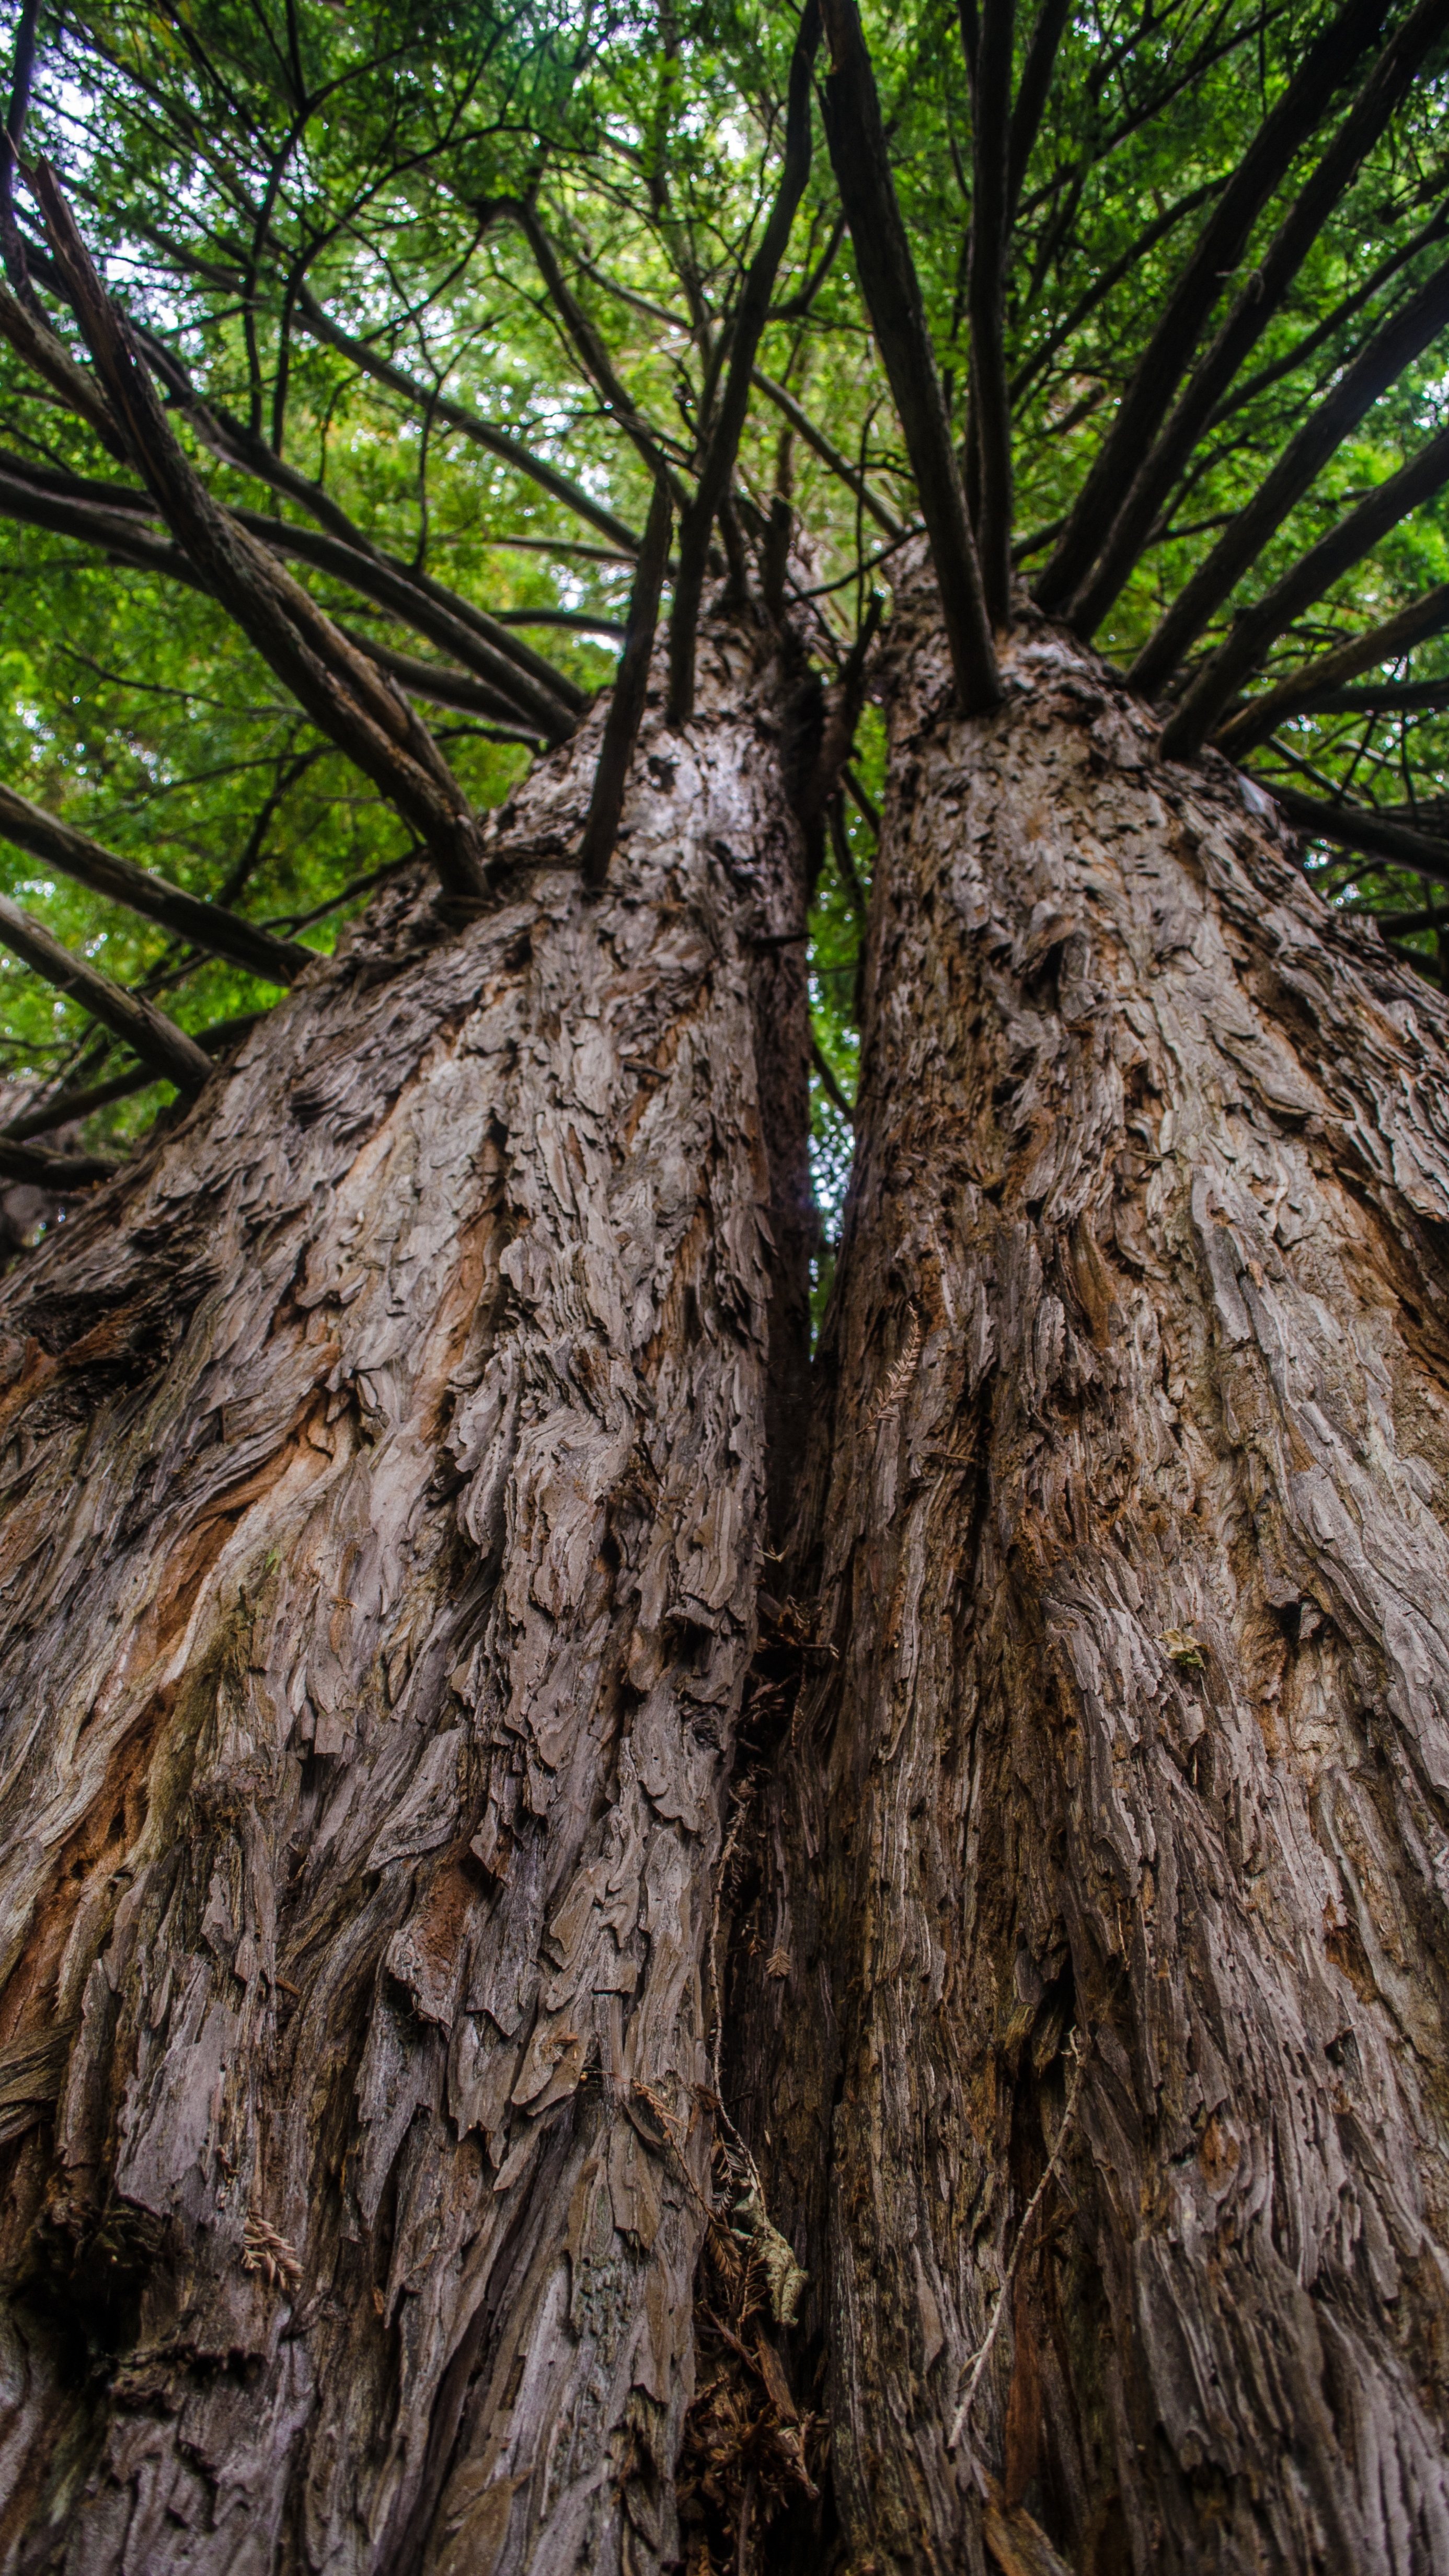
left=0, top=617, right=811, bottom=2575
left=729, top=588, right=1449, bottom=2573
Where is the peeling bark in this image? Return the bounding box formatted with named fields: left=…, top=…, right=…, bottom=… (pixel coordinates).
left=0, top=619, right=810, bottom=2574
left=732, top=589, right=1449, bottom=2572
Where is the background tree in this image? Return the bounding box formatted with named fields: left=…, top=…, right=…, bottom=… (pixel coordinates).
left=0, top=0, right=1448, bottom=2571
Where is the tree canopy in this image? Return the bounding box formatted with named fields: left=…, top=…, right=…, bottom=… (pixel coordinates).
left=1, top=0, right=1448, bottom=1237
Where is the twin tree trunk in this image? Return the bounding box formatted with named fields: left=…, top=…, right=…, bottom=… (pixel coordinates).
left=0, top=588, right=1447, bottom=2573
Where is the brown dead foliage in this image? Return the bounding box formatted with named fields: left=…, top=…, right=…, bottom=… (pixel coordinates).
left=676, top=2161, right=820, bottom=2574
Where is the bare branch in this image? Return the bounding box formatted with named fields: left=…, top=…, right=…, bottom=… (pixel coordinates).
left=1065, top=0, right=1447, bottom=638
left=668, top=2, right=822, bottom=724
left=1133, top=247, right=1449, bottom=699
left=580, top=478, right=673, bottom=891
left=1260, top=777, right=1449, bottom=891
left=292, top=284, right=642, bottom=556
left=0, top=1135, right=117, bottom=1186
left=819, top=0, right=998, bottom=710
left=3, top=1013, right=264, bottom=1140
left=751, top=371, right=905, bottom=537
left=0, top=782, right=313, bottom=985
left=0, top=893, right=213, bottom=1090
left=967, top=0, right=1015, bottom=628
left=503, top=201, right=685, bottom=505
left=1215, top=584, right=1449, bottom=751
left=1007, top=0, right=1071, bottom=217
left=34, top=161, right=492, bottom=900
left=1158, top=421, right=1449, bottom=761
left=1034, top=0, right=1386, bottom=616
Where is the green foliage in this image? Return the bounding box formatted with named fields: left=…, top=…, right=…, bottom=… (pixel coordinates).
left=0, top=0, right=1446, bottom=1222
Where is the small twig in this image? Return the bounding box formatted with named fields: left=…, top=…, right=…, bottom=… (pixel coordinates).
left=947, top=2028, right=1092, bottom=2454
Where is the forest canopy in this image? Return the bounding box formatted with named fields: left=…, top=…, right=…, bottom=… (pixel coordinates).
left=0, top=0, right=1447, bottom=1236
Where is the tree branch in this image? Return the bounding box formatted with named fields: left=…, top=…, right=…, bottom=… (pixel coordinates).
left=0, top=893, right=213, bottom=1089
left=1214, top=584, right=1449, bottom=751
left=34, top=161, right=492, bottom=900
left=819, top=0, right=998, bottom=710
left=1158, top=420, right=1449, bottom=761
left=967, top=0, right=1015, bottom=628
left=0, top=1135, right=117, bottom=1187
left=0, top=453, right=575, bottom=737
left=291, top=283, right=642, bottom=555
left=0, top=783, right=313, bottom=986
left=668, top=2, right=821, bottom=723
left=1007, top=0, right=1071, bottom=217
left=751, top=370, right=905, bottom=537
left=1132, top=247, right=1449, bottom=700
left=1260, top=777, right=1449, bottom=891
left=580, top=478, right=673, bottom=890
left=3, top=1013, right=264, bottom=1140
left=1066, top=0, right=1447, bottom=639
left=1034, top=0, right=1387, bottom=616
left=502, top=201, right=686, bottom=505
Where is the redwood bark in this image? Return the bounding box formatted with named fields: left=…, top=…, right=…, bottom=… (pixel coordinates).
left=0, top=618, right=810, bottom=2573
left=730, top=584, right=1449, bottom=2571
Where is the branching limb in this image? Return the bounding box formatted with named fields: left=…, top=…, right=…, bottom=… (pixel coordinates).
left=667, top=3, right=821, bottom=724
left=3, top=1013, right=264, bottom=1140
left=34, top=162, right=493, bottom=900
left=1253, top=779, right=1449, bottom=893
left=819, top=0, right=998, bottom=710
left=0, top=1135, right=117, bottom=1186
left=800, top=592, right=883, bottom=827
left=292, top=284, right=641, bottom=555
left=1158, top=420, right=1449, bottom=761
left=1214, top=584, right=1449, bottom=752
left=580, top=478, right=672, bottom=890
left=811, top=1037, right=854, bottom=1123
left=1133, top=249, right=1449, bottom=702
left=0, top=893, right=212, bottom=1090
left=503, top=201, right=685, bottom=504
left=966, top=0, right=1015, bottom=628
left=1034, top=0, right=1385, bottom=616
left=751, top=370, right=905, bottom=537
left=1007, top=0, right=1071, bottom=217
left=0, top=784, right=313, bottom=985
left=1066, top=0, right=1447, bottom=639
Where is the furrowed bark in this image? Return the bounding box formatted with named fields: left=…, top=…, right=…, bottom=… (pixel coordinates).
left=0, top=614, right=811, bottom=2576
left=1066, top=0, right=1448, bottom=641
left=1132, top=249, right=1449, bottom=702
left=666, top=3, right=820, bottom=726
left=818, top=0, right=999, bottom=712
left=0, top=894, right=212, bottom=1090
left=729, top=589, right=1449, bottom=2573
left=1158, top=417, right=1449, bottom=762
left=1215, top=582, right=1449, bottom=753
left=1033, top=0, right=1386, bottom=616
left=0, top=785, right=313, bottom=988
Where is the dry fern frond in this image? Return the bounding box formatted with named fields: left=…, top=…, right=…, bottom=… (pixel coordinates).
left=242, top=2214, right=302, bottom=2292
left=872, top=1300, right=922, bottom=1425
